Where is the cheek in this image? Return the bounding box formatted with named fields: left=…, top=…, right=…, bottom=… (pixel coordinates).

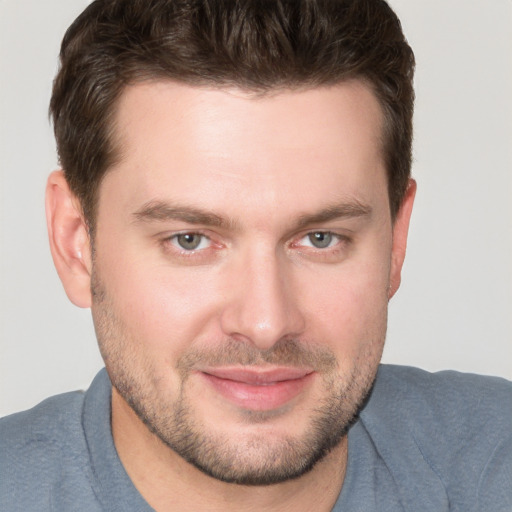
left=105, top=260, right=225, bottom=354
left=301, top=255, right=391, bottom=358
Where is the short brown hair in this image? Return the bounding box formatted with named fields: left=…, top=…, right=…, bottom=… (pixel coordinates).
left=50, top=0, right=415, bottom=228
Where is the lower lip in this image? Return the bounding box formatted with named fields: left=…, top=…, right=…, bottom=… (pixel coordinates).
left=200, top=372, right=314, bottom=411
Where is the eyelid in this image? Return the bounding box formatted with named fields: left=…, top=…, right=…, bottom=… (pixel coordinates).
left=292, top=230, right=347, bottom=248
left=158, top=229, right=212, bottom=252
left=171, top=232, right=211, bottom=251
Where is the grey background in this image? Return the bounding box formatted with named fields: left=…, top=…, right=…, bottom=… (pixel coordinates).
left=1, top=0, right=511, bottom=416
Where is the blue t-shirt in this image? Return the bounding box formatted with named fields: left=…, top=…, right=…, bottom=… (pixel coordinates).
left=1, top=365, right=511, bottom=511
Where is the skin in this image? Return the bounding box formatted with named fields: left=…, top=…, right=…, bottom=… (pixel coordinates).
left=46, top=80, right=416, bottom=511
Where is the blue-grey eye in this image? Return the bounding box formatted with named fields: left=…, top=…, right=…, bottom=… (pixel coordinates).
left=176, top=233, right=203, bottom=250
left=308, top=232, right=333, bottom=249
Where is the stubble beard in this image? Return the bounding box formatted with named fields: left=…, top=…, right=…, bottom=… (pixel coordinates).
left=91, top=271, right=384, bottom=486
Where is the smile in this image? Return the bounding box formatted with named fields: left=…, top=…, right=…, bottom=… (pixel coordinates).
left=198, top=367, right=315, bottom=411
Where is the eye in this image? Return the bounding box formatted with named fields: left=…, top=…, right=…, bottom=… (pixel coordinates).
left=302, top=232, right=338, bottom=249
left=172, top=233, right=210, bottom=251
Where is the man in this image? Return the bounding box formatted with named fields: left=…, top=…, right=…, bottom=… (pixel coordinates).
left=1, top=1, right=510, bottom=511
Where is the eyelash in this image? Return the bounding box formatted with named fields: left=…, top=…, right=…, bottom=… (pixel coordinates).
left=290, top=231, right=351, bottom=262
left=161, top=231, right=215, bottom=257
left=296, top=231, right=344, bottom=249
left=159, top=230, right=351, bottom=261
left=170, top=232, right=211, bottom=251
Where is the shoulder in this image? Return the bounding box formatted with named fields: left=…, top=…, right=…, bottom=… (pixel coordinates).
left=374, top=364, right=511, bottom=414
left=372, top=364, right=512, bottom=437
left=0, top=390, right=91, bottom=510
left=361, top=365, right=512, bottom=510
left=0, top=389, right=87, bottom=457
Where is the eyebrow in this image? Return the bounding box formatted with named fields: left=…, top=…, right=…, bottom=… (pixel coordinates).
left=132, top=199, right=372, bottom=230
left=293, top=201, right=372, bottom=230
left=132, top=201, right=234, bottom=228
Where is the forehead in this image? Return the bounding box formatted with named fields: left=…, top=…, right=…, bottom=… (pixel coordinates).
left=101, top=80, right=387, bottom=221
left=113, top=79, right=384, bottom=155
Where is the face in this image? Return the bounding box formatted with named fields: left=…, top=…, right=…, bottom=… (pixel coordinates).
left=89, top=81, right=406, bottom=485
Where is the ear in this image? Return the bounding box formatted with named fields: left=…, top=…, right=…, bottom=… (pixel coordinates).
left=46, top=170, right=92, bottom=308
left=388, top=179, right=416, bottom=299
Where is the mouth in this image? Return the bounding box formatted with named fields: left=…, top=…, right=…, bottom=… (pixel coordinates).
left=197, top=366, right=315, bottom=411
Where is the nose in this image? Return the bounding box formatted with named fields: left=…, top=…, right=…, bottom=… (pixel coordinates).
left=220, top=247, right=306, bottom=351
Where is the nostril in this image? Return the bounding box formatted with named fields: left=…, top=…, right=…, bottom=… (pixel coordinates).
left=219, top=251, right=306, bottom=349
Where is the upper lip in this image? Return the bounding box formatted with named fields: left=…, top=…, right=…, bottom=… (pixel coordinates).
left=199, top=367, right=314, bottom=385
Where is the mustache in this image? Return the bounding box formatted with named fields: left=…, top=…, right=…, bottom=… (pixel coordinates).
left=176, top=337, right=338, bottom=374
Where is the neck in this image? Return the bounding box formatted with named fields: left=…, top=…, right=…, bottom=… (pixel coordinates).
left=111, top=388, right=348, bottom=512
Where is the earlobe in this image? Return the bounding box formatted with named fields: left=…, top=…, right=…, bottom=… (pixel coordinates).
left=46, top=170, right=92, bottom=308
left=388, top=179, right=416, bottom=299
